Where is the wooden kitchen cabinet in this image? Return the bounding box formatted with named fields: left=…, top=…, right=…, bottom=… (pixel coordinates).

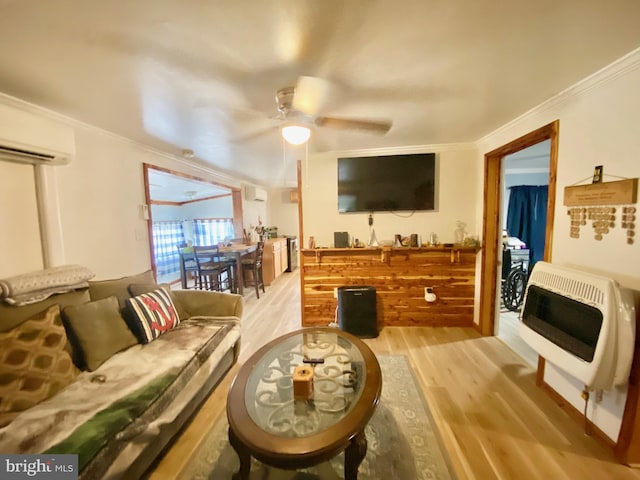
left=262, top=238, right=288, bottom=285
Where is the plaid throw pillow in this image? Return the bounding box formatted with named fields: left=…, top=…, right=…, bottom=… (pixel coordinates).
left=125, top=288, right=180, bottom=343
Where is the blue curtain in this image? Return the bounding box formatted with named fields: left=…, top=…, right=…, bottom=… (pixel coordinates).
left=193, top=218, right=235, bottom=246
left=506, top=185, right=548, bottom=266
left=152, top=221, right=185, bottom=277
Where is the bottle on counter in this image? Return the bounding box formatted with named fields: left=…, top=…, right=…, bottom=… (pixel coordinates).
left=429, top=232, right=439, bottom=246
left=454, top=221, right=467, bottom=245
left=368, top=228, right=379, bottom=247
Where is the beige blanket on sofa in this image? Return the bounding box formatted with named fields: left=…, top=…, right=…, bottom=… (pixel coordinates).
left=0, top=265, right=94, bottom=306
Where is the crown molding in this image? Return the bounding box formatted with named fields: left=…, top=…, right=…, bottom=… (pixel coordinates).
left=330, top=141, right=477, bottom=158
left=477, top=46, right=640, bottom=144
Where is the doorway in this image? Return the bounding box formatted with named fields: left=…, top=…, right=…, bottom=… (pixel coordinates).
left=478, top=120, right=559, bottom=339
left=497, top=140, right=551, bottom=365
left=142, top=164, right=243, bottom=283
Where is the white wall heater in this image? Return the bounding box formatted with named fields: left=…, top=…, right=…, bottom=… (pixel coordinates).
left=519, top=261, right=635, bottom=390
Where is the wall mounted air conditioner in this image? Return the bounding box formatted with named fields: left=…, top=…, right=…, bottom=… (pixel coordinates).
left=244, top=185, right=267, bottom=202
left=0, top=103, right=75, bottom=165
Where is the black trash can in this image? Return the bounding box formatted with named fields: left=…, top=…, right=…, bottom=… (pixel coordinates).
left=337, top=286, right=378, bottom=338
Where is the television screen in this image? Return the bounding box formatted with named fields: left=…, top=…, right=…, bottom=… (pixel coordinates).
left=338, top=153, right=436, bottom=213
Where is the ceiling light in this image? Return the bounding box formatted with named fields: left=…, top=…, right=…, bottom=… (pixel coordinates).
left=281, top=125, right=311, bottom=145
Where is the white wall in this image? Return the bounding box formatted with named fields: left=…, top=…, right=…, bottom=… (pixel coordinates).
left=242, top=186, right=269, bottom=242
left=181, top=196, right=233, bottom=220
left=269, top=187, right=300, bottom=237
left=301, top=145, right=479, bottom=248
left=477, top=48, right=640, bottom=442
left=0, top=161, right=42, bottom=276
left=150, top=204, right=183, bottom=222
left=54, top=127, right=176, bottom=278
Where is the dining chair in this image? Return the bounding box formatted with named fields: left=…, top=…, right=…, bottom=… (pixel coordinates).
left=177, top=244, right=199, bottom=289
left=193, top=246, right=235, bottom=292
left=241, top=241, right=265, bottom=298
left=217, top=244, right=239, bottom=277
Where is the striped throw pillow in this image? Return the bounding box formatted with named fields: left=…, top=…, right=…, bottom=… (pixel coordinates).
left=125, top=288, right=180, bottom=343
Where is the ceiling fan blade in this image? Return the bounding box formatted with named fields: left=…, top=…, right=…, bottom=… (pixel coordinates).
left=315, top=116, right=392, bottom=135
left=292, top=76, right=333, bottom=116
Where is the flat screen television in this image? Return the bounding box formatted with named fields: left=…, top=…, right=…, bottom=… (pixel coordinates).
left=337, top=153, right=436, bottom=213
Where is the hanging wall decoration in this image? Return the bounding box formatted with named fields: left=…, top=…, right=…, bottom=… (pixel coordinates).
left=622, top=206, right=636, bottom=245
left=564, top=175, right=637, bottom=243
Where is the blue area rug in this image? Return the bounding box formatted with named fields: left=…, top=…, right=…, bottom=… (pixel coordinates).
left=180, top=355, right=457, bottom=479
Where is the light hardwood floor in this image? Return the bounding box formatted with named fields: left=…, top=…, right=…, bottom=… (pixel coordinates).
left=497, top=308, right=538, bottom=367
left=148, top=270, right=640, bottom=480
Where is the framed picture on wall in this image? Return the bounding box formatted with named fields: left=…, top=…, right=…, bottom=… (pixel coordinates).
left=592, top=165, right=603, bottom=183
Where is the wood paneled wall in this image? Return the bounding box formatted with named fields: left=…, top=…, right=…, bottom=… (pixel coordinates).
left=301, top=246, right=479, bottom=327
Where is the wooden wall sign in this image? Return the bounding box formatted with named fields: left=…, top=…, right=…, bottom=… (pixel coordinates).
left=564, top=178, right=638, bottom=206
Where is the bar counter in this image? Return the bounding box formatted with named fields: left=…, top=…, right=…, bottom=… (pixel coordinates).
left=300, top=245, right=480, bottom=327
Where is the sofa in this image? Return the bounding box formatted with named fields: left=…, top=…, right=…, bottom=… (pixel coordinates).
left=0, top=266, right=242, bottom=479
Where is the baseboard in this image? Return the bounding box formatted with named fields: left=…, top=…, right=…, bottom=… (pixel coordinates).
left=539, top=379, right=616, bottom=452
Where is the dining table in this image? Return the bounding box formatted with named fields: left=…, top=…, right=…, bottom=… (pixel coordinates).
left=218, top=243, right=257, bottom=295
left=179, top=243, right=257, bottom=295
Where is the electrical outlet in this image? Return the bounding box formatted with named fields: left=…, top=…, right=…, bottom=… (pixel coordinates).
left=334, top=287, right=338, bottom=299
left=424, top=287, right=436, bottom=302
left=595, top=389, right=604, bottom=402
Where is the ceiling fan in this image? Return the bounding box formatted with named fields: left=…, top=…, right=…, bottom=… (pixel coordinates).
left=237, top=76, right=393, bottom=145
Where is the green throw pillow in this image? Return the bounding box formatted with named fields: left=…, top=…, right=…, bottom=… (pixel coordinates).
left=62, top=296, right=138, bottom=371
left=88, top=270, right=155, bottom=310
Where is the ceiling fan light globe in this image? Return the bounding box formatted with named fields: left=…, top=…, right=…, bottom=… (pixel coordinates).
left=281, top=125, right=311, bottom=145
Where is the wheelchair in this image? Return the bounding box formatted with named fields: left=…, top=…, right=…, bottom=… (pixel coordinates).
left=501, top=248, right=530, bottom=312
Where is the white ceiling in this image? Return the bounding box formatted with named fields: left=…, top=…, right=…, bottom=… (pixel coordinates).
left=147, top=168, right=231, bottom=202
left=0, top=1, right=639, bottom=187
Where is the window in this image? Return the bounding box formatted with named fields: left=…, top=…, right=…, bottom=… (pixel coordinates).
left=152, top=221, right=185, bottom=277
left=193, top=218, right=235, bottom=246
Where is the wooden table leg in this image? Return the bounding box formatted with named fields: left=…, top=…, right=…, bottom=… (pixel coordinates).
left=344, top=429, right=367, bottom=480
left=232, top=252, right=244, bottom=295
left=228, top=426, right=251, bottom=480
left=179, top=255, right=187, bottom=289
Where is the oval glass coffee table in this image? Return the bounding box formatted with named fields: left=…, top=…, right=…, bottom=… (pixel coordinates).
left=226, top=327, right=382, bottom=480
